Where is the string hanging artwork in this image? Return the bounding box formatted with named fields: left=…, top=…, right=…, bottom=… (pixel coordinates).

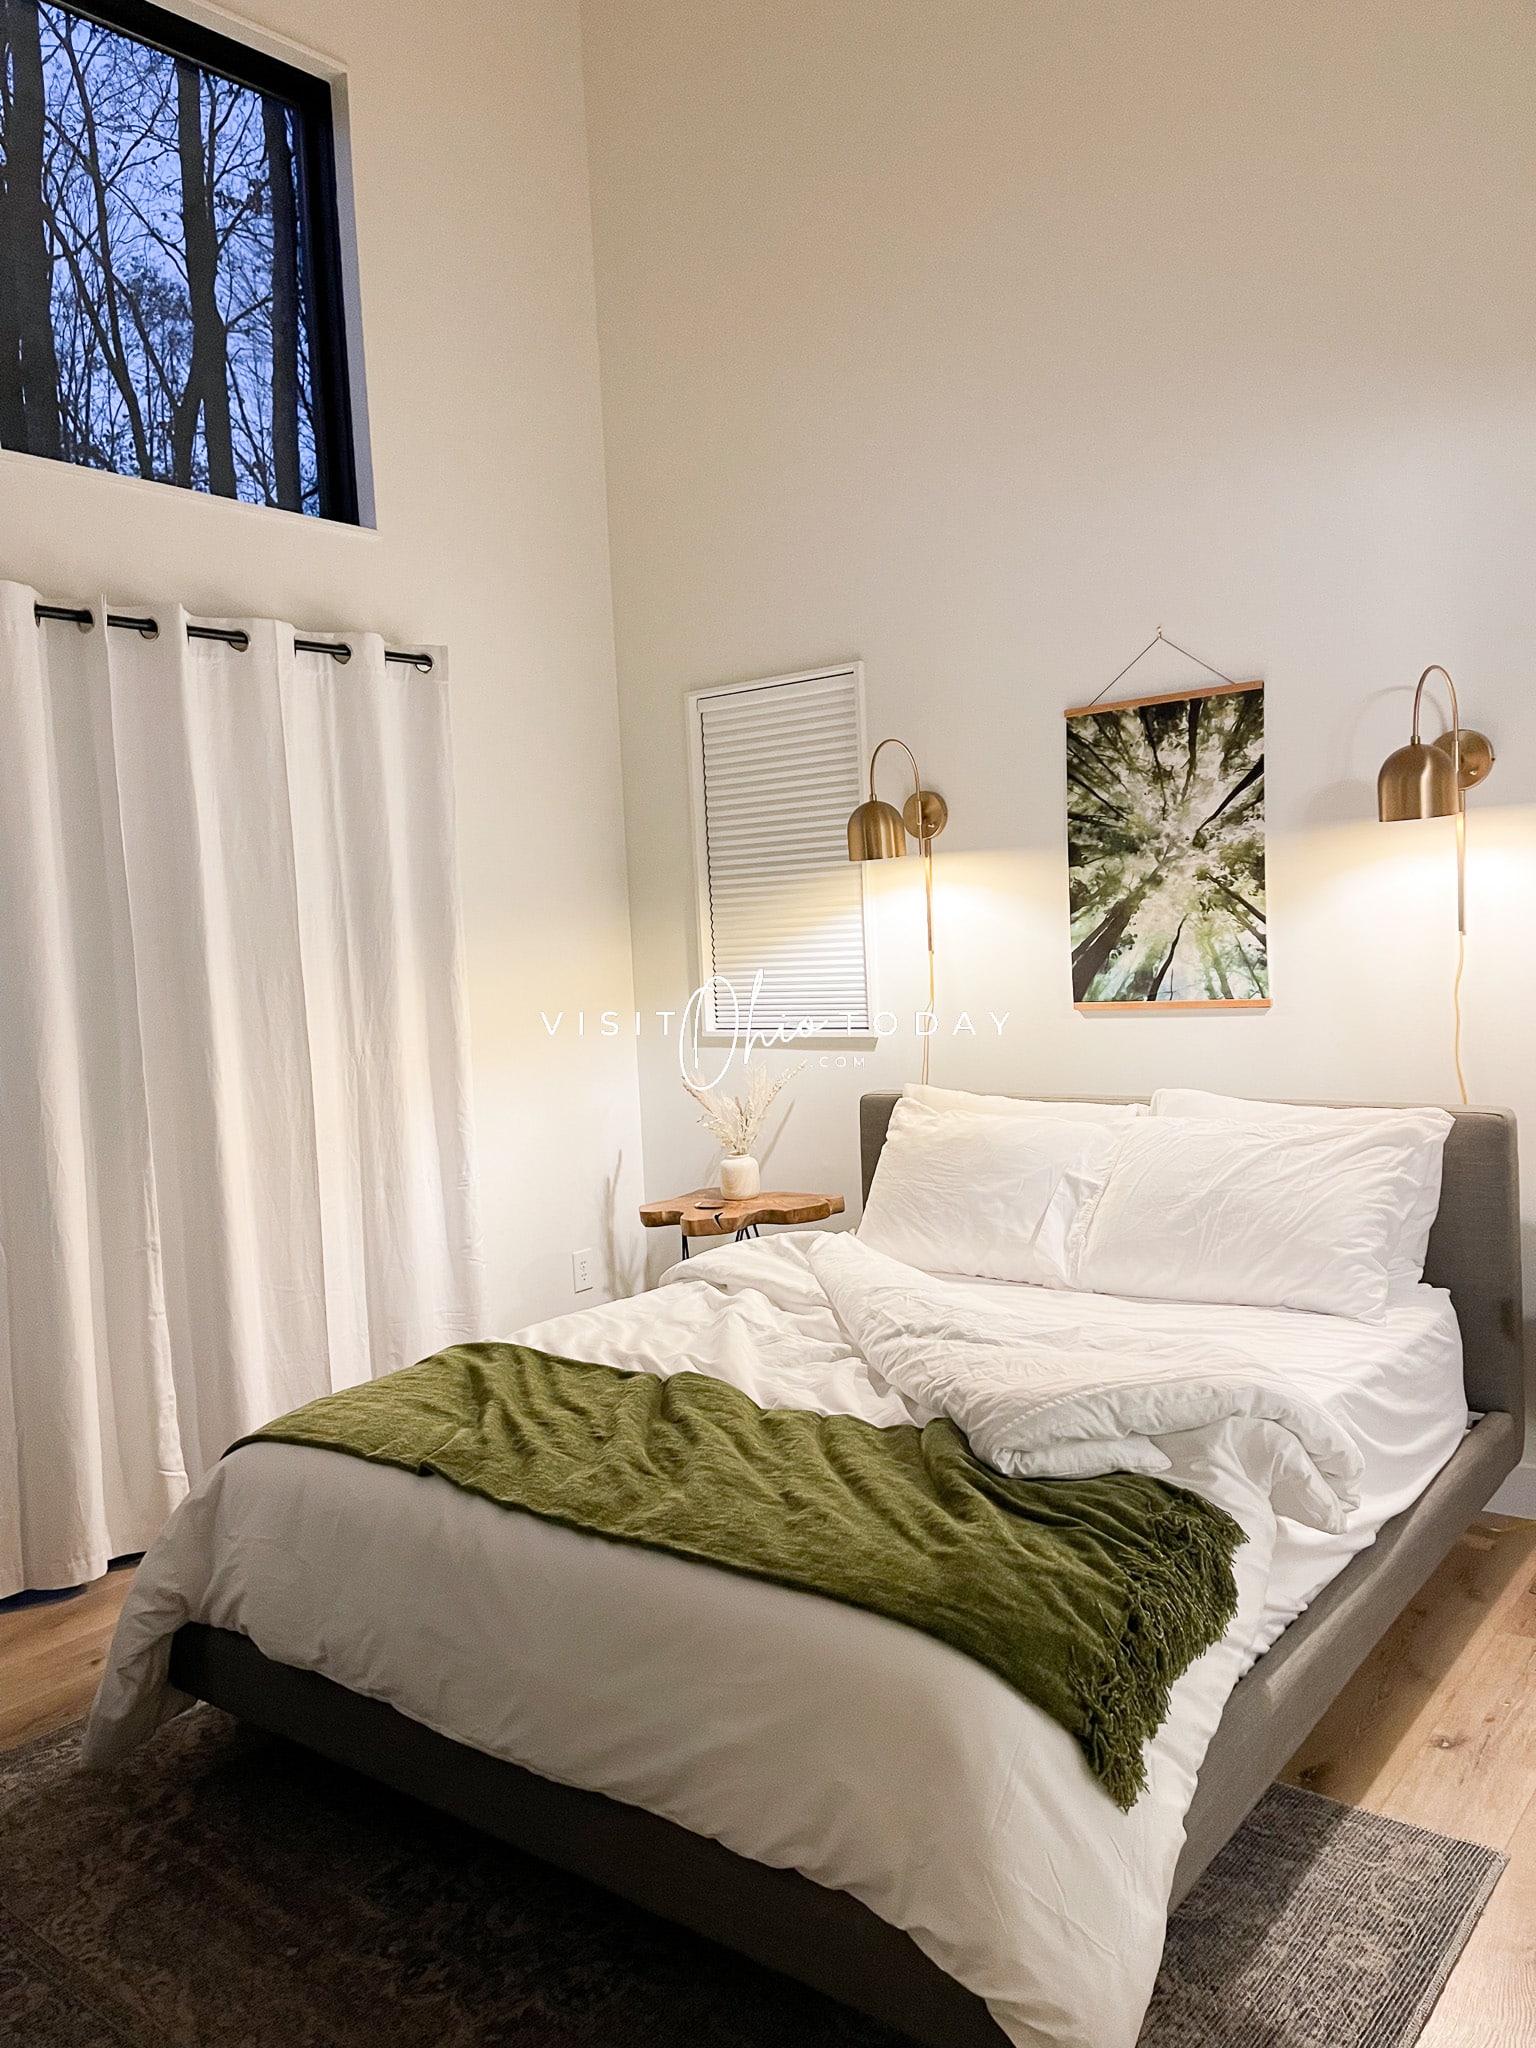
left=1064, top=631, right=1268, bottom=1011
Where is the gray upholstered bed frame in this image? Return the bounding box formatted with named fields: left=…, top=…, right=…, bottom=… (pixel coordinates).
left=167, top=1096, right=1524, bottom=2048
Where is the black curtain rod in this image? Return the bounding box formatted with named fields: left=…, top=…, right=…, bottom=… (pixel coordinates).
left=32, top=602, right=434, bottom=674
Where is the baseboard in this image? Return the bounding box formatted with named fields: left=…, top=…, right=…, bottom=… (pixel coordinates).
left=1488, top=1459, right=1536, bottom=1518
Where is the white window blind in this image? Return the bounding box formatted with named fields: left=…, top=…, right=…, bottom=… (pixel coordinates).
left=689, top=666, right=870, bottom=1035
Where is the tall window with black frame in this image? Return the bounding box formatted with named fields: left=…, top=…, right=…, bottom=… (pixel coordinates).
left=0, top=0, right=356, bottom=519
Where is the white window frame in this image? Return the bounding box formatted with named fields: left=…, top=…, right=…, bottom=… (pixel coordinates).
left=686, top=662, right=876, bottom=1042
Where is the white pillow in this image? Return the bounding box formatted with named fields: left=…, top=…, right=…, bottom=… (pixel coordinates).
left=1150, top=1090, right=1452, bottom=1286
left=1073, top=1116, right=1419, bottom=1320
left=901, top=1083, right=1144, bottom=1126
left=860, top=1099, right=1121, bottom=1287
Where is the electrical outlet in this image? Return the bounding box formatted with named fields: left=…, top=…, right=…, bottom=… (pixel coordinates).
left=571, top=1247, right=597, bottom=1294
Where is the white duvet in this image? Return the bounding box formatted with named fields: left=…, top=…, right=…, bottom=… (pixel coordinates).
left=85, top=1234, right=1467, bottom=2048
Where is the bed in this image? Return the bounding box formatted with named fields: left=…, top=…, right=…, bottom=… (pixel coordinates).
left=86, top=1095, right=1524, bottom=2048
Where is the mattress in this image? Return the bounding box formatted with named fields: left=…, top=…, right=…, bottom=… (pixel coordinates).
left=85, top=1237, right=1466, bottom=2048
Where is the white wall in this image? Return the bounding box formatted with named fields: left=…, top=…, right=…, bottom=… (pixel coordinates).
left=582, top=0, right=1536, bottom=1465
left=1, top=0, right=644, bottom=1328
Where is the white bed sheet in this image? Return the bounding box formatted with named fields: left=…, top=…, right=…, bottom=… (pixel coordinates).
left=85, top=1240, right=1466, bottom=2048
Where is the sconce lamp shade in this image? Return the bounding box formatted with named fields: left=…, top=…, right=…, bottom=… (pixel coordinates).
left=1377, top=738, right=1460, bottom=822
left=846, top=736, right=950, bottom=861
left=847, top=796, right=909, bottom=861
left=1376, top=666, right=1496, bottom=825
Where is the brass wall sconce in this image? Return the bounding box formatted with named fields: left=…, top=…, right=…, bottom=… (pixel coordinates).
left=1376, top=665, right=1495, bottom=1100
left=847, top=738, right=948, bottom=1084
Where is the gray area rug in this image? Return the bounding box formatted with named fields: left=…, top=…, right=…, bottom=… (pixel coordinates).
left=0, top=1713, right=1504, bottom=2048
left=1140, top=1782, right=1504, bottom=2048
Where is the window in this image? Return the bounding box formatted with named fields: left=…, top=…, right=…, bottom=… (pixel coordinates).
left=688, top=665, right=871, bottom=1037
left=0, top=0, right=356, bottom=518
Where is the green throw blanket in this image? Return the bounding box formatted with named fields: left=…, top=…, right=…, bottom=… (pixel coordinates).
left=233, top=1343, right=1244, bottom=1807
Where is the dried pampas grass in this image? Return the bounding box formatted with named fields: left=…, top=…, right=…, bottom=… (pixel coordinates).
left=684, top=1061, right=804, bottom=1155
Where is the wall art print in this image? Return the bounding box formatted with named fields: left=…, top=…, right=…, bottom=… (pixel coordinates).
left=1066, top=681, right=1268, bottom=1010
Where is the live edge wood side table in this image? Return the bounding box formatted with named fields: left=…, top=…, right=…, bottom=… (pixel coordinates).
left=638, top=1189, right=846, bottom=1259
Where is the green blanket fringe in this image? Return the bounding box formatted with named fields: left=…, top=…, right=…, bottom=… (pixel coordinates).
left=233, top=1343, right=1244, bottom=1808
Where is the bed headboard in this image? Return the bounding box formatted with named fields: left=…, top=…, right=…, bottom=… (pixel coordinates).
left=858, top=1094, right=1525, bottom=1427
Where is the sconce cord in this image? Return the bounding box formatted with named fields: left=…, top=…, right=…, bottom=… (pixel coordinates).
left=869, top=736, right=939, bottom=1085
left=921, top=835, right=936, bottom=1086
left=1416, top=667, right=1470, bottom=1104
left=1453, top=812, right=1468, bottom=1106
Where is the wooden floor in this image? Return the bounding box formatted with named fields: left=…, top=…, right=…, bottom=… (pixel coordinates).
left=0, top=1564, right=135, bottom=1751
left=3, top=1521, right=1536, bottom=2038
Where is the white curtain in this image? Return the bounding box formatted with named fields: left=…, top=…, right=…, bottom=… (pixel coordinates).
left=0, top=581, right=483, bottom=1596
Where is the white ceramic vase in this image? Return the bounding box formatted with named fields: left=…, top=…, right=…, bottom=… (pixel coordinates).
left=719, top=1153, right=761, bottom=1200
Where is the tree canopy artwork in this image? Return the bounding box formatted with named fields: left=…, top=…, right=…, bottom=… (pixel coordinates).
left=0, top=0, right=333, bottom=512
left=1067, top=684, right=1268, bottom=1007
